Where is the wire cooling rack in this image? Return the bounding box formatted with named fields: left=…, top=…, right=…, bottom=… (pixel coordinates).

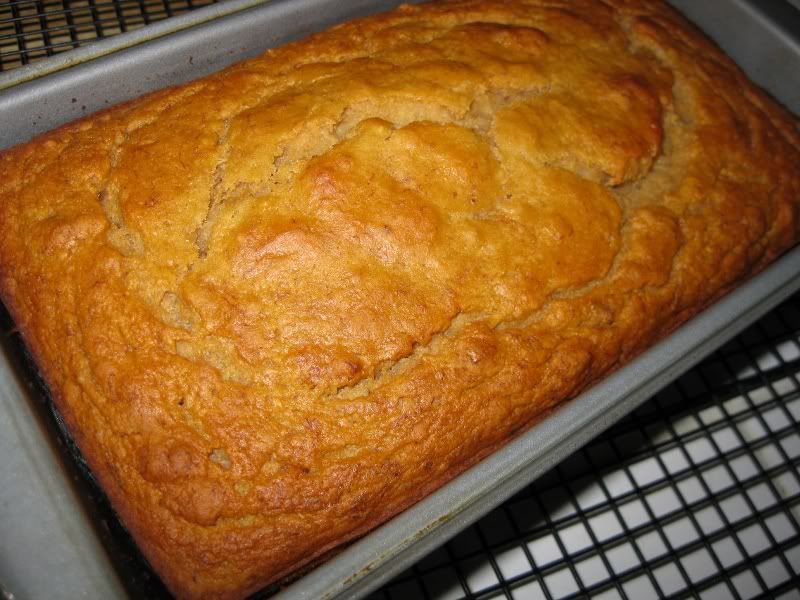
left=0, top=0, right=219, bottom=71
left=1, top=2, right=800, bottom=599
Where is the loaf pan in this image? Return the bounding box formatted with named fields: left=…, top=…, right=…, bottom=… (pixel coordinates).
left=0, top=1, right=799, bottom=598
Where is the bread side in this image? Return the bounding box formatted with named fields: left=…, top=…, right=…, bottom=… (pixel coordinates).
left=0, top=0, right=798, bottom=597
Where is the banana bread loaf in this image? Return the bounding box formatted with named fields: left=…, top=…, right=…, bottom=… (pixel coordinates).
left=0, top=0, right=798, bottom=597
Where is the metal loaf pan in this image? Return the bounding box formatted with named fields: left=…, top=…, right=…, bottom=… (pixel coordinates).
left=0, top=1, right=799, bottom=598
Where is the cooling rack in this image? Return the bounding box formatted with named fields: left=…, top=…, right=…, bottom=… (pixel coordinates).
left=1, top=1, right=799, bottom=599
left=0, top=0, right=219, bottom=71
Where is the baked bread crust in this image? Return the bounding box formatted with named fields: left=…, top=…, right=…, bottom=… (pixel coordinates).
left=0, top=0, right=798, bottom=597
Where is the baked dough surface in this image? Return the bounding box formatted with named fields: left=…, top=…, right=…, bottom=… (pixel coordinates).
left=0, top=0, right=798, bottom=597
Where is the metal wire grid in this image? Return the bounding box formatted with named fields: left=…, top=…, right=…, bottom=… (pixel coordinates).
left=370, top=295, right=800, bottom=600
left=0, top=0, right=220, bottom=71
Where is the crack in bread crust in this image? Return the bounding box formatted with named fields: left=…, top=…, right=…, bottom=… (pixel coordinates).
left=0, top=1, right=798, bottom=598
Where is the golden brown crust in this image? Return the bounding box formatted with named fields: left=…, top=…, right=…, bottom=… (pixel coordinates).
left=0, top=1, right=799, bottom=597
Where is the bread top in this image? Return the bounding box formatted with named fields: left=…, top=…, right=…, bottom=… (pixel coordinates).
left=0, top=0, right=799, bottom=597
